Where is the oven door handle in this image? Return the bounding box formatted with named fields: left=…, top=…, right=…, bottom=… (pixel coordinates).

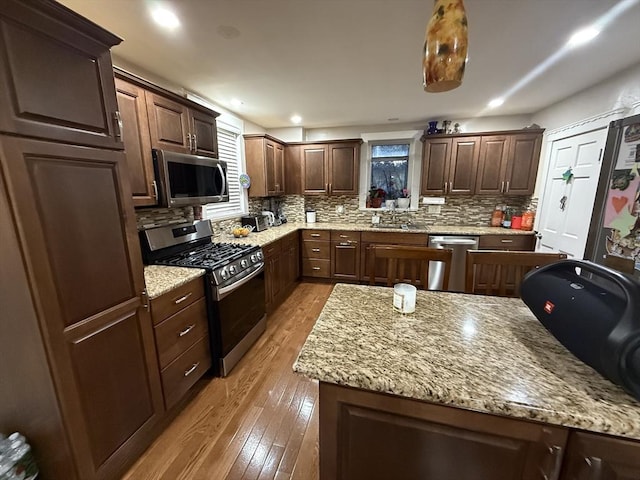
left=214, top=264, right=264, bottom=301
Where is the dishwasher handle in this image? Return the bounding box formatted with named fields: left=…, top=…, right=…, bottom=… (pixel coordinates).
left=430, top=238, right=478, bottom=246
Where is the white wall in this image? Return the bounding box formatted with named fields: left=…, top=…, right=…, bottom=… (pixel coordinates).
left=265, top=127, right=304, bottom=142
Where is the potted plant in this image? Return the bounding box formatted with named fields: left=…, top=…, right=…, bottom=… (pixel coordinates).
left=368, top=187, right=385, bottom=208
left=397, top=189, right=410, bottom=209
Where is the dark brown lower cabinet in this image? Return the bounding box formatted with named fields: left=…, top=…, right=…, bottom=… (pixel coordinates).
left=561, top=432, right=640, bottom=479
left=319, top=382, right=640, bottom=480
left=0, top=136, right=163, bottom=480
left=331, top=230, right=361, bottom=281
left=264, top=232, right=300, bottom=313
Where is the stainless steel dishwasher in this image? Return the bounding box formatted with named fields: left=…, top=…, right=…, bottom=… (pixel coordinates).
left=429, top=235, right=479, bottom=292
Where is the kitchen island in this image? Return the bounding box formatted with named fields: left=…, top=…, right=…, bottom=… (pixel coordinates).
left=294, top=284, right=640, bottom=479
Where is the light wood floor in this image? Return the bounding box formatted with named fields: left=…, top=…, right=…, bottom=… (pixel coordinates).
left=123, top=281, right=334, bottom=480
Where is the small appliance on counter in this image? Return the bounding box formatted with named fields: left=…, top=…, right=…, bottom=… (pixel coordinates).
left=241, top=215, right=269, bottom=232
left=521, top=259, right=640, bottom=401
left=306, top=209, right=316, bottom=223
left=261, top=210, right=276, bottom=227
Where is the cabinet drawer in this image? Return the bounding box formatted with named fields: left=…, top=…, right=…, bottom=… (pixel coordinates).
left=154, top=297, right=208, bottom=369
left=302, top=240, right=331, bottom=259
left=360, top=231, right=427, bottom=245
left=478, top=235, right=535, bottom=251
left=331, top=231, right=361, bottom=243
left=302, top=258, right=331, bottom=277
left=150, top=277, right=204, bottom=325
left=161, top=336, right=211, bottom=410
left=302, top=229, right=330, bottom=241
left=263, top=239, right=282, bottom=259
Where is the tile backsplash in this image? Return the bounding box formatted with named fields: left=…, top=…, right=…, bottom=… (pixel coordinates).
left=135, top=194, right=537, bottom=235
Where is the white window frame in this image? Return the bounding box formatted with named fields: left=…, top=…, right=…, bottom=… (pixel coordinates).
left=359, top=130, right=423, bottom=210
left=203, top=117, right=248, bottom=220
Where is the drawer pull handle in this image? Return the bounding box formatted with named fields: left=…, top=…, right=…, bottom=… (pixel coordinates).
left=312, top=248, right=321, bottom=252
left=184, top=362, right=200, bottom=377
left=339, top=242, right=349, bottom=246
left=178, top=324, right=195, bottom=337
left=500, top=239, right=513, bottom=243
left=174, top=292, right=193, bottom=304
left=340, top=234, right=348, bottom=238
left=312, top=267, right=321, bottom=270
left=311, top=233, right=320, bottom=237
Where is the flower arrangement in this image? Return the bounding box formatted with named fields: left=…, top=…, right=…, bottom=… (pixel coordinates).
left=367, top=187, right=386, bottom=208
left=399, top=188, right=410, bottom=198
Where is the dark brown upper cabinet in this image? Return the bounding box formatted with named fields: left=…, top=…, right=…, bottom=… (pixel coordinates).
left=115, top=77, right=156, bottom=207
left=421, top=136, right=480, bottom=195
left=114, top=69, right=220, bottom=207
left=0, top=1, right=123, bottom=149
left=146, top=92, right=219, bottom=158
left=475, top=130, right=543, bottom=195
left=287, top=139, right=361, bottom=195
left=244, top=134, right=286, bottom=197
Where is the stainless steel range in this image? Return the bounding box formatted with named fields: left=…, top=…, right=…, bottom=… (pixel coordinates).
left=140, top=220, right=266, bottom=376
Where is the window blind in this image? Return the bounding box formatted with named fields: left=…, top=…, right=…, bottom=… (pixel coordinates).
left=204, top=124, right=246, bottom=220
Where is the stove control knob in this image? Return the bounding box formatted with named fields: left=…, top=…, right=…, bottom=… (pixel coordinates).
left=220, top=268, right=229, bottom=280
left=241, top=259, right=249, bottom=268
left=250, top=254, right=257, bottom=263
left=229, top=265, right=237, bottom=275
left=256, top=251, right=263, bottom=261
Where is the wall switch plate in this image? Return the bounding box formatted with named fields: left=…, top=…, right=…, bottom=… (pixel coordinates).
left=336, top=205, right=344, bottom=214
left=371, top=214, right=380, bottom=224
left=422, top=196, right=445, bottom=205
left=427, top=205, right=442, bottom=214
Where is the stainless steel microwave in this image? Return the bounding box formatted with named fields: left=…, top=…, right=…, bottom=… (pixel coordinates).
left=153, top=150, right=229, bottom=207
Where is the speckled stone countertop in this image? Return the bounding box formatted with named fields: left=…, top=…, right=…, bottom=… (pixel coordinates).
left=294, top=283, right=640, bottom=440
left=220, top=222, right=534, bottom=247
left=144, top=265, right=205, bottom=299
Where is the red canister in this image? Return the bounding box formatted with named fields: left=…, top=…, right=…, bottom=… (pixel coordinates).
left=511, top=215, right=522, bottom=229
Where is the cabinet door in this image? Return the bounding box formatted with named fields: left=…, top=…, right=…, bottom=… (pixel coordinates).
left=0, top=1, right=122, bottom=149
left=0, top=137, right=163, bottom=479
left=421, top=138, right=452, bottom=195
left=332, top=243, right=360, bottom=280
left=190, top=109, right=218, bottom=158
left=504, top=132, right=542, bottom=195
left=285, top=145, right=303, bottom=194
left=265, top=140, right=277, bottom=195
left=320, top=382, right=568, bottom=480
left=476, top=135, right=510, bottom=194
left=449, top=136, right=480, bottom=194
left=329, top=143, right=359, bottom=195
left=146, top=92, right=190, bottom=154
left=275, top=142, right=285, bottom=194
left=115, top=78, right=156, bottom=207
left=302, top=144, right=329, bottom=194
left=561, top=432, right=640, bottom=479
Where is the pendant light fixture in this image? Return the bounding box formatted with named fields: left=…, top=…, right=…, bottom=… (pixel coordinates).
left=423, top=0, right=469, bottom=93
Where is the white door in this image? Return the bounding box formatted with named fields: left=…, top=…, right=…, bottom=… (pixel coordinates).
left=537, top=128, right=607, bottom=258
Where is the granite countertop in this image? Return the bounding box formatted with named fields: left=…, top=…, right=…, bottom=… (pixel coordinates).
left=293, top=283, right=640, bottom=440
left=219, top=222, right=534, bottom=247
left=144, top=265, right=205, bottom=299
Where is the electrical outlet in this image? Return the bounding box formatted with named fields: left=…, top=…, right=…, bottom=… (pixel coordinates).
left=371, top=214, right=380, bottom=224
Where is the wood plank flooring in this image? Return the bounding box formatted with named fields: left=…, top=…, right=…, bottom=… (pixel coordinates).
left=122, top=281, right=334, bottom=480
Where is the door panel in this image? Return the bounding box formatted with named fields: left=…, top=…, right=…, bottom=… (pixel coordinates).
left=0, top=5, right=121, bottom=149
left=115, top=78, right=156, bottom=206
left=476, top=135, right=509, bottom=194
left=265, top=140, right=277, bottom=194
left=146, top=93, right=190, bottom=153
left=449, top=137, right=479, bottom=194
left=537, top=129, right=606, bottom=258
left=190, top=109, right=218, bottom=158
left=421, top=138, right=451, bottom=195
left=505, top=133, right=542, bottom=194
left=561, top=432, right=640, bottom=479
left=303, top=145, right=328, bottom=194
left=275, top=142, right=285, bottom=194
left=329, top=144, right=359, bottom=194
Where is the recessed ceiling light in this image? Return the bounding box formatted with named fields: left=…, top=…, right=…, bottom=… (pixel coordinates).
left=151, top=7, right=180, bottom=30
left=230, top=98, right=243, bottom=107
left=488, top=98, right=504, bottom=108
left=291, top=115, right=302, bottom=124
left=567, top=26, right=600, bottom=48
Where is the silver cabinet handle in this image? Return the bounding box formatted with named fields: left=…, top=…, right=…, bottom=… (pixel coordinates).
left=329, top=183, right=332, bottom=194
left=187, top=133, right=193, bottom=151
left=581, top=456, right=605, bottom=480
left=339, top=234, right=348, bottom=238
left=192, top=133, right=197, bottom=151
left=178, top=324, right=195, bottom=337
left=500, top=239, right=513, bottom=243
left=152, top=180, right=158, bottom=199
left=539, top=444, right=563, bottom=480
left=184, top=362, right=200, bottom=377
left=174, top=292, right=193, bottom=304
left=505, top=181, right=510, bottom=192
left=312, top=267, right=321, bottom=270
left=449, top=181, right=452, bottom=192
left=443, top=182, right=448, bottom=193
left=312, top=248, right=321, bottom=252
left=113, top=111, right=123, bottom=139
left=501, top=181, right=505, bottom=193
left=311, top=233, right=320, bottom=237
left=339, top=242, right=349, bottom=246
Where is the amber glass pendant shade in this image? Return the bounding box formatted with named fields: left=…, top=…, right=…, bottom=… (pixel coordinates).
left=423, top=0, right=468, bottom=93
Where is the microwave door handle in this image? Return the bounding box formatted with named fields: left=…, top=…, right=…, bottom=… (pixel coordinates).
left=217, top=163, right=226, bottom=200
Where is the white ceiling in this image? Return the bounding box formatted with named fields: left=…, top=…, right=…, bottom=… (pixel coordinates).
left=59, top=0, right=640, bottom=129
